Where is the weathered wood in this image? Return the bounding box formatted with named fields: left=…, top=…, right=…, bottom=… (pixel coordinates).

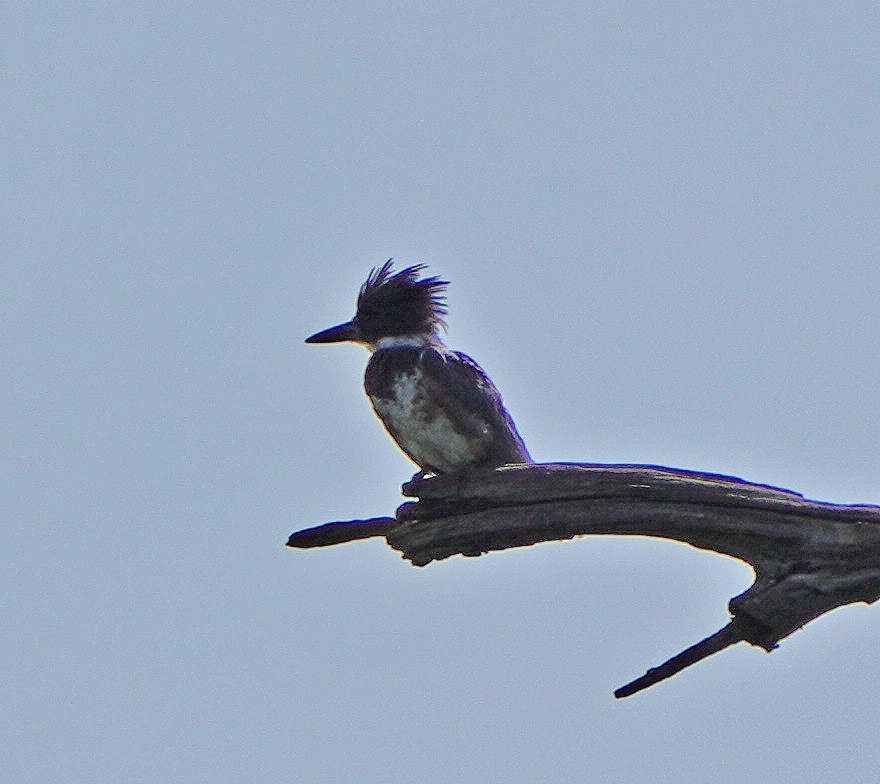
left=288, top=462, right=880, bottom=697
left=613, top=615, right=764, bottom=698
left=287, top=517, right=396, bottom=548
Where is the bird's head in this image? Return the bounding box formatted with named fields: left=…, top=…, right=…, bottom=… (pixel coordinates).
left=305, top=260, right=448, bottom=349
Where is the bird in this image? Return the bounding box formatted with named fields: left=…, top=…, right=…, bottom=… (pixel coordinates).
left=305, top=260, right=531, bottom=476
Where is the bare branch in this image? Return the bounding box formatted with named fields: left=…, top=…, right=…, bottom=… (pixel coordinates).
left=287, top=517, right=396, bottom=548
left=288, top=463, right=880, bottom=696
left=613, top=615, right=765, bottom=698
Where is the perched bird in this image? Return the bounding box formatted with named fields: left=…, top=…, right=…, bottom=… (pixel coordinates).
left=305, top=260, right=531, bottom=476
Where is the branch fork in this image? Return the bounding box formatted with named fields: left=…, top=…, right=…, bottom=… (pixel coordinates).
left=288, top=463, right=880, bottom=697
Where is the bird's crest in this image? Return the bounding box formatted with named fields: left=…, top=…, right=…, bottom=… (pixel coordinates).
left=355, top=259, right=448, bottom=342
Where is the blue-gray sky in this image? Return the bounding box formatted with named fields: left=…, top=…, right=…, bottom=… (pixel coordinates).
left=4, top=4, right=880, bottom=782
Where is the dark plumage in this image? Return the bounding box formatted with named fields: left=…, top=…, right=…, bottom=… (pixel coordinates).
left=306, top=260, right=531, bottom=475
left=354, top=261, right=448, bottom=343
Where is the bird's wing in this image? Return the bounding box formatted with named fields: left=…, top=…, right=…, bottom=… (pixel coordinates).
left=418, top=348, right=531, bottom=465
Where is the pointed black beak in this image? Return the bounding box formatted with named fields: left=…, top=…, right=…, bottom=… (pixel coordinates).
left=305, top=320, right=361, bottom=344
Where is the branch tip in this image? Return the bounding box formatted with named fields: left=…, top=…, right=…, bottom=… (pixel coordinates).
left=614, top=618, right=751, bottom=698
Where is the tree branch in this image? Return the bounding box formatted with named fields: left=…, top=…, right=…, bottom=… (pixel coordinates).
left=288, top=463, right=880, bottom=696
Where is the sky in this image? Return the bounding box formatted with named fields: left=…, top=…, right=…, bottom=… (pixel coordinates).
left=4, top=3, right=880, bottom=782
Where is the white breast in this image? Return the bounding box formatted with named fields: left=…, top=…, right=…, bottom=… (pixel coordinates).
left=371, top=371, right=477, bottom=473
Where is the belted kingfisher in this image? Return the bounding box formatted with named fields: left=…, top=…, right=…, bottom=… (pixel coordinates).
left=305, top=260, right=531, bottom=475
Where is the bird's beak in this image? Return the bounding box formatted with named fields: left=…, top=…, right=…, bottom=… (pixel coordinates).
left=305, top=320, right=361, bottom=344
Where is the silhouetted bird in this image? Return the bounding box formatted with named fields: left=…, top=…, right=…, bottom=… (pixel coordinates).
left=306, top=260, right=531, bottom=475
